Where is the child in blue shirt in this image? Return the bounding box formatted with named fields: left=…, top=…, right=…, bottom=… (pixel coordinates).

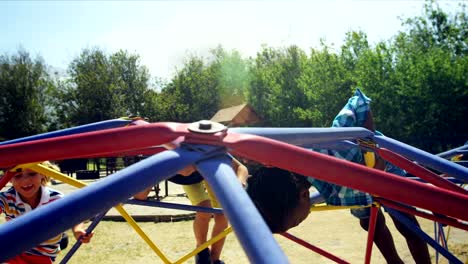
left=247, top=89, right=430, bottom=264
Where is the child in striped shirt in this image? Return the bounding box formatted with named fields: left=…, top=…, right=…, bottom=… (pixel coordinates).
left=0, top=162, right=93, bottom=264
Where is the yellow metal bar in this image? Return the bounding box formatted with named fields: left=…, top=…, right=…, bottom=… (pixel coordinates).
left=32, top=164, right=172, bottom=264
left=33, top=164, right=86, bottom=188
left=114, top=205, right=171, bottom=264
left=173, top=227, right=233, bottom=264
left=310, top=203, right=370, bottom=212
left=446, top=226, right=451, bottom=242
left=8, top=163, right=38, bottom=172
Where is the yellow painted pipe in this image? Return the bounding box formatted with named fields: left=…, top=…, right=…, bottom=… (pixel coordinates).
left=310, top=203, right=370, bottom=212
left=173, top=227, right=233, bottom=264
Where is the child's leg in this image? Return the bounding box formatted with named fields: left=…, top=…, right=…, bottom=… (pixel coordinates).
left=206, top=182, right=227, bottom=262
left=183, top=182, right=211, bottom=247
left=193, top=200, right=212, bottom=247
left=354, top=208, right=404, bottom=264
left=210, top=213, right=228, bottom=262
left=388, top=212, right=431, bottom=264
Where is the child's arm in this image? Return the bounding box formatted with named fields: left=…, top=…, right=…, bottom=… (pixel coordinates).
left=72, top=222, right=94, bottom=243
left=232, top=158, right=249, bottom=187
left=134, top=186, right=153, bottom=200
left=178, top=165, right=196, bottom=176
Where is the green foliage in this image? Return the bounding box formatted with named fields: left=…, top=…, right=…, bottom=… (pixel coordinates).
left=210, top=46, right=250, bottom=108
left=381, top=1, right=467, bottom=151
left=247, top=43, right=354, bottom=127
left=401, top=1, right=467, bottom=56
left=0, top=49, right=53, bottom=140
left=55, top=48, right=154, bottom=126
left=247, top=45, right=312, bottom=126
left=244, top=2, right=466, bottom=152
left=158, top=55, right=220, bottom=122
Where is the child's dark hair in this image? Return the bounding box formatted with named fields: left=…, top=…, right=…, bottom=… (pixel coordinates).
left=246, top=167, right=310, bottom=233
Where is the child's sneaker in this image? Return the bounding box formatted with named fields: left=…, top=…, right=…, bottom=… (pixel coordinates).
left=195, top=248, right=211, bottom=264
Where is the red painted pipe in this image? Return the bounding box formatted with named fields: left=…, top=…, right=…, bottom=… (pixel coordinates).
left=1, top=123, right=467, bottom=222
left=375, top=197, right=468, bottom=232
left=281, top=232, right=350, bottom=264
left=0, top=122, right=188, bottom=168
left=377, top=148, right=468, bottom=195
left=219, top=133, right=468, bottom=222
left=364, top=206, right=378, bottom=264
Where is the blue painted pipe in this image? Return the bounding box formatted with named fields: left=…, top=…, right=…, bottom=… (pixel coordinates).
left=197, top=154, right=289, bottom=264
left=385, top=207, right=462, bottom=264
left=304, top=140, right=359, bottom=151
left=0, top=147, right=211, bottom=261
left=437, top=144, right=468, bottom=159
left=230, top=127, right=373, bottom=146
left=59, top=210, right=108, bottom=264
left=374, top=135, right=468, bottom=183
left=126, top=199, right=223, bottom=214
left=0, top=118, right=132, bottom=146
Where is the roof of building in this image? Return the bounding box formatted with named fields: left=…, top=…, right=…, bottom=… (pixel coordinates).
left=210, top=103, right=261, bottom=126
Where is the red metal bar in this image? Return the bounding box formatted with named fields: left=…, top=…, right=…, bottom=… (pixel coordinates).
left=364, top=205, right=379, bottom=264
left=375, top=197, right=468, bottom=232
left=377, top=148, right=468, bottom=195
left=2, top=123, right=467, bottom=222
left=0, top=122, right=189, bottom=168
left=216, top=132, right=468, bottom=222
left=281, top=232, right=350, bottom=264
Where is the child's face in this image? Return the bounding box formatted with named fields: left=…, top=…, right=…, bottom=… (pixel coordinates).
left=10, top=169, right=43, bottom=201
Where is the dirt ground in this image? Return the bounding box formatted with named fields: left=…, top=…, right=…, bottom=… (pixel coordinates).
left=50, top=209, right=467, bottom=264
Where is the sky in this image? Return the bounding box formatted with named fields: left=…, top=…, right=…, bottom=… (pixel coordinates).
left=0, top=1, right=464, bottom=80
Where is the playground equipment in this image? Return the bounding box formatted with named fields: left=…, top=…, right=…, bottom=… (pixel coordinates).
left=0, top=118, right=467, bottom=263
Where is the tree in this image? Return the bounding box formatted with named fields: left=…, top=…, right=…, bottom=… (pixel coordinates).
left=0, top=49, right=54, bottom=140
left=247, top=44, right=352, bottom=127
left=158, top=55, right=220, bottom=122
left=109, top=50, right=152, bottom=118
left=55, top=48, right=153, bottom=127
left=388, top=1, right=468, bottom=151
left=210, top=46, right=250, bottom=108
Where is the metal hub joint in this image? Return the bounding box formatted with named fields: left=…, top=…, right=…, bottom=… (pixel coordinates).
left=188, top=120, right=227, bottom=134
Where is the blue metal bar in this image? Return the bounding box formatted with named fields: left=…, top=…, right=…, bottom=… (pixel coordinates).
left=59, top=210, right=108, bottom=264
left=230, top=127, right=373, bottom=146
left=385, top=207, right=462, bottom=264
left=126, top=199, right=223, bottom=214
left=0, top=147, right=216, bottom=261
left=304, top=140, right=359, bottom=151
left=0, top=118, right=132, bottom=146
left=374, top=135, right=468, bottom=183
left=437, top=144, right=468, bottom=159
left=406, top=177, right=465, bottom=184
left=439, top=223, right=448, bottom=248
left=454, top=161, right=468, bottom=168
left=196, top=153, right=289, bottom=264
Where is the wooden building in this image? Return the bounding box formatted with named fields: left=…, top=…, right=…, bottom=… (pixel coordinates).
left=210, top=103, right=261, bottom=126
